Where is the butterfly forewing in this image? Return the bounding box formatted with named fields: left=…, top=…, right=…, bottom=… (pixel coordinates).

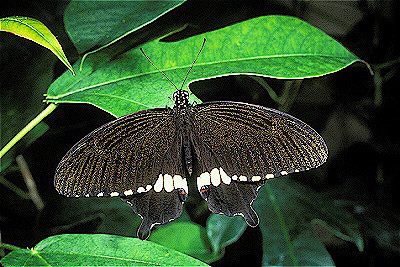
left=55, top=108, right=174, bottom=196
left=190, top=101, right=327, bottom=180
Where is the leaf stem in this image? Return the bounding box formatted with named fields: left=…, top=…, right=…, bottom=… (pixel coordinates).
left=266, top=183, right=298, bottom=266
left=0, top=103, right=57, bottom=158
left=0, top=242, right=22, bottom=251
left=250, top=76, right=282, bottom=105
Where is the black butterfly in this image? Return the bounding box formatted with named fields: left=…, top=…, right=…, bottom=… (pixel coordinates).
left=54, top=43, right=328, bottom=240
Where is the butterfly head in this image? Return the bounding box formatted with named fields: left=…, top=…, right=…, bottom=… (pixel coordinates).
left=173, top=90, right=190, bottom=109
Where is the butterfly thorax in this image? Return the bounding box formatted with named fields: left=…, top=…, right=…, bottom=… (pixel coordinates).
left=173, top=89, right=191, bottom=109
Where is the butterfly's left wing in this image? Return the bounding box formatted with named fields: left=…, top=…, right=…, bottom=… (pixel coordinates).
left=189, top=101, right=328, bottom=226
left=54, top=108, right=187, bottom=240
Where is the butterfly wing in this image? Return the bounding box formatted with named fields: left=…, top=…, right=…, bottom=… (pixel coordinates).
left=54, top=108, right=188, bottom=239
left=189, top=101, right=328, bottom=226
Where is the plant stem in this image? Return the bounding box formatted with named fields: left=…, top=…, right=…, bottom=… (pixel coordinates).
left=0, top=103, right=57, bottom=158
left=266, top=183, right=298, bottom=266
left=16, top=155, right=45, bottom=210
left=0, top=175, right=30, bottom=199
left=374, top=57, right=400, bottom=70
left=279, top=80, right=302, bottom=113
left=373, top=70, right=383, bottom=107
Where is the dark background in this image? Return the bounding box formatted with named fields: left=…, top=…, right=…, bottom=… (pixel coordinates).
left=1, top=0, right=399, bottom=266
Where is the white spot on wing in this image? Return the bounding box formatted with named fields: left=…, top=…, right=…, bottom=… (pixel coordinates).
left=97, top=192, right=104, bottom=197
left=137, top=187, right=146, bottom=193
left=124, top=189, right=133, bottom=195
left=281, top=171, right=288, bottom=175
left=239, top=175, right=247, bottom=181
left=251, top=176, right=261, bottom=182
left=154, top=174, right=163, bottom=192
left=232, top=175, right=238, bottom=181
left=164, top=174, right=174, bottom=192
left=173, top=175, right=183, bottom=189
left=173, top=175, right=188, bottom=194
left=197, top=172, right=211, bottom=191
left=146, top=185, right=152, bottom=191
left=210, top=168, right=221, bottom=186
left=266, top=174, right=274, bottom=179
left=220, top=168, right=231, bottom=185
left=110, top=192, right=119, bottom=197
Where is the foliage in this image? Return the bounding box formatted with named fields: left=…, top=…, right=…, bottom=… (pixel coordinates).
left=1, top=234, right=208, bottom=266
left=0, top=16, right=74, bottom=74
left=1, top=1, right=399, bottom=266
left=45, top=14, right=361, bottom=117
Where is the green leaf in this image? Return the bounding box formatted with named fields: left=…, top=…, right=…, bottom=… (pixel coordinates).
left=330, top=200, right=397, bottom=253
left=0, top=234, right=209, bottom=266
left=206, top=214, right=247, bottom=256
left=45, top=15, right=362, bottom=117
left=149, top=215, right=248, bottom=263
left=64, top=0, right=185, bottom=54
left=0, top=16, right=74, bottom=74
left=254, top=178, right=363, bottom=266
left=150, top=222, right=218, bottom=263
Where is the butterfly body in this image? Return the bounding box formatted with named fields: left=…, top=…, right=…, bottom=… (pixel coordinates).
left=55, top=89, right=328, bottom=240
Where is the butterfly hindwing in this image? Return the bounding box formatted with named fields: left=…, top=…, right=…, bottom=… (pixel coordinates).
left=54, top=108, right=188, bottom=239
left=189, top=101, right=328, bottom=225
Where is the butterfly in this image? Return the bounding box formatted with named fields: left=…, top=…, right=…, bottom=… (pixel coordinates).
left=54, top=41, right=328, bottom=240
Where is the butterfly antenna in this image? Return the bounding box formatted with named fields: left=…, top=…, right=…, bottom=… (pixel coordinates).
left=179, top=38, right=206, bottom=91
left=140, top=48, right=179, bottom=91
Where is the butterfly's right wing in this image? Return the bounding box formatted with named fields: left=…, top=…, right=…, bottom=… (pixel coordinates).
left=54, top=108, right=187, bottom=240
left=189, top=101, right=328, bottom=226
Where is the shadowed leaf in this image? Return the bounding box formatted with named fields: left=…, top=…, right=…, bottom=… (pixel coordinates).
left=254, top=178, right=363, bottom=266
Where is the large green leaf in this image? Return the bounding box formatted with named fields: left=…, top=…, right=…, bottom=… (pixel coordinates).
left=0, top=234, right=208, bottom=266
left=253, top=178, right=363, bottom=266
left=45, top=15, right=362, bottom=117
left=148, top=215, right=247, bottom=263
left=64, top=0, right=185, bottom=54
left=149, top=222, right=218, bottom=263
left=0, top=16, right=74, bottom=74
left=206, top=214, right=247, bottom=257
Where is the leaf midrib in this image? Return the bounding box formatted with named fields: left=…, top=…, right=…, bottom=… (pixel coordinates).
left=47, top=53, right=356, bottom=100
left=28, top=250, right=162, bottom=266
